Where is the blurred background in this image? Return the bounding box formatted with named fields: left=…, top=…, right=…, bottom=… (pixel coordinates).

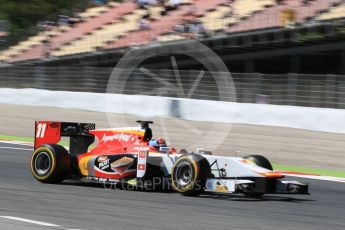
left=0, top=0, right=345, bottom=169
left=1, top=0, right=345, bottom=105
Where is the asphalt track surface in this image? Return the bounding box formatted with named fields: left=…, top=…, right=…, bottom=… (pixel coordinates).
left=0, top=142, right=344, bottom=230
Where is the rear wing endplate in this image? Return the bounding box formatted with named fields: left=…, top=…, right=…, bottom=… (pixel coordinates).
left=34, top=121, right=95, bottom=154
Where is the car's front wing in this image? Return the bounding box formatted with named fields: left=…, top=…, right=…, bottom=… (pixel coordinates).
left=205, top=178, right=309, bottom=194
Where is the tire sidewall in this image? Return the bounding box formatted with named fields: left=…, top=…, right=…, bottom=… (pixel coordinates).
left=31, top=146, right=57, bottom=181
left=171, top=154, right=210, bottom=195
left=31, top=144, right=70, bottom=183
left=171, top=155, right=199, bottom=193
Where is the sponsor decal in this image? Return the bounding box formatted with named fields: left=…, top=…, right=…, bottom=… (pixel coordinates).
left=99, top=177, right=107, bottom=182
left=136, top=149, right=148, bottom=178
left=94, top=154, right=137, bottom=176
left=216, top=181, right=228, bottom=192
left=85, top=176, right=120, bottom=183
left=101, top=133, right=133, bottom=143
left=97, top=156, right=108, bottom=162
left=206, top=179, right=234, bottom=192
left=127, top=178, right=137, bottom=185
left=206, top=181, right=214, bottom=189
left=138, top=151, right=146, bottom=159
left=138, top=164, right=145, bottom=171
left=97, top=157, right=110, bottom=170
left=110, top=157, right=134, bottom=173
left=133, top=146, right=149, bottom=151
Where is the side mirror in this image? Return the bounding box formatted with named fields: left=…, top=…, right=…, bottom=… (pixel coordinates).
left=195, top=148, right=212, bottom=155
left=159, top=147, right=172, bottom=154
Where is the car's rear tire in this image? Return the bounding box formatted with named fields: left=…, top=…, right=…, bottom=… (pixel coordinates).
left=31, top=144, right=71, bottom=183
left=171, top=154, right=210, bottom=196
left=243, top=155, right=273, bottom=170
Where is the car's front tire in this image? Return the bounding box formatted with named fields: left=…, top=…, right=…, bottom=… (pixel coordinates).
left=243, top=155, right=274, bottom=197
left=171, top=154, right=210, bottom=196
left=243, top=155, right=273, bottom=170
left=31, top=144, right=71, bottom=183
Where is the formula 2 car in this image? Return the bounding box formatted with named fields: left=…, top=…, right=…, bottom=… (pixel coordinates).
left=30, top=120, right=309, bottom=196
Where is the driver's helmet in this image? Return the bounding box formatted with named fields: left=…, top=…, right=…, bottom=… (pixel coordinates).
left=149, top=139, right=159, bottom=147
left=148, top=138, right=167, bottom=149
left=156, top=138, right=167, bottom=147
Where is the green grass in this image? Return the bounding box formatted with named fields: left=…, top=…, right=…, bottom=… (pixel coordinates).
left=1, top=134, right=344, bottom=178
left=0, top=134, right=70, bottom=147
left=273, top=164, right=345, bottom=178
left=0, top=135, right=34, bottom=143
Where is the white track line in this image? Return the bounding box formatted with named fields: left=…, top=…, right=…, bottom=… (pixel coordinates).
left=0, top=216, right=60, bottom=227
left=0, top=140, right=33, bottom=146
left=279, top=172, right=345, bottom=183
left=0, top=147, right=32, bottom=151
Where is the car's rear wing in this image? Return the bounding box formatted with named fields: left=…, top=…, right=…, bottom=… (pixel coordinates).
left=34, top=121, right=95, bottom=155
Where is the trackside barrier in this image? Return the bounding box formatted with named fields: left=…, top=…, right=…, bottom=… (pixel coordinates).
left=2, top=88, right=345, bottom=134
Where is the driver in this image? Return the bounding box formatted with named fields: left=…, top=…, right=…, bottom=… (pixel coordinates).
left=149, top=138, right=167, bottom=150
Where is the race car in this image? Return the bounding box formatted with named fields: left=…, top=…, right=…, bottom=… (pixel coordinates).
left=30, top=120, right=309, bottom=196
